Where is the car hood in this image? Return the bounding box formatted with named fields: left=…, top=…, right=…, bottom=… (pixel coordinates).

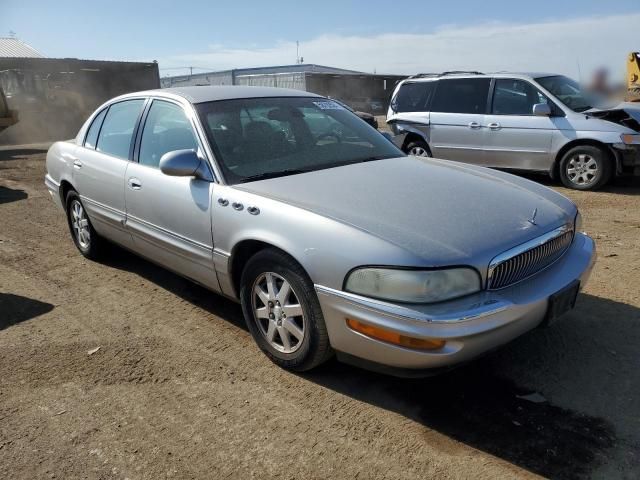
left=235, top=157, right=576, bottom=267
left=585, top=102, right=640, bottom=132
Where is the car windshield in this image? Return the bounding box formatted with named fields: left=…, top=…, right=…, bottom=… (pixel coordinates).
left=196, top=97, right=402, bottom=184
left=535, top=75, right=596, bottom=113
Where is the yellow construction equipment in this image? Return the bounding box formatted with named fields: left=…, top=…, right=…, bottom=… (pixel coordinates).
left=627, top=52, right=640, bottom=102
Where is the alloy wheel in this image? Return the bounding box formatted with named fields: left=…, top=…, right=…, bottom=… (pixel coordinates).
left=567, top=153, right=598, bottom=187
left=252, top=272, right=305, bottom=354
left=409, top=146, right=429, bottom=157
left=70, top=199, right=91, bottom=249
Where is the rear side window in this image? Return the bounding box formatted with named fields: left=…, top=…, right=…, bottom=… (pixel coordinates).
left=96, top=99, right=145, bottom=159
left=139, top=100, right=198, bottom=168
left=391, top=82, right=436, bottom=112
left=431, top=78, right=491, bottom=114
left=84, top=108, right=107, bottom=150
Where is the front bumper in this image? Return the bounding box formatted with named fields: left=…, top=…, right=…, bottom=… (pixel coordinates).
left=316, top=232, right=595, bottom=374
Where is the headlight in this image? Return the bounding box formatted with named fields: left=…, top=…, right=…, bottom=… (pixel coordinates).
left=344, top=267, right=481, bottom=303
left=621, top=133, right=640, bottom=145
left=575, top=211, right=583, bottom=233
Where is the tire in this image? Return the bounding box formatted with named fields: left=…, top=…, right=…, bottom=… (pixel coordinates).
left=65, top=190, right=105, bottom=260
left=405, top=139, right=431, bottom=157
left=558, top=145, right=613, bottom=190
left=239, top=248, right=333, bottom=372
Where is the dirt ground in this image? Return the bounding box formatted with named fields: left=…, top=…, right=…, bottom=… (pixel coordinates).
left=1, top=145, right=639, bottom=480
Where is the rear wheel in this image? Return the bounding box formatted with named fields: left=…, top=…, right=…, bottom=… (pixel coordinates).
left=65, top=190, right=104, bottom=259
left=405, top=139, right=431, bottom=157
left=558, top=145, right=612, bottom=190
left=240, top=248, right=333, bottom=372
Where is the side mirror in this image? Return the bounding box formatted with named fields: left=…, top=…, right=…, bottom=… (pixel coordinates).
left=532, top=103, right=552, bottom=116
left=160, top=149, right=205, bottom=178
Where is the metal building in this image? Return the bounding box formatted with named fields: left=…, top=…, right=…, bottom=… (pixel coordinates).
left=161, top=64, right=406, bottom=114
left=0, top=38, right=160, bottom=144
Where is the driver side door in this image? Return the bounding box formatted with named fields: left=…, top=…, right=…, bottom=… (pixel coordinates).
left=124, top=98, right=220, bottom=291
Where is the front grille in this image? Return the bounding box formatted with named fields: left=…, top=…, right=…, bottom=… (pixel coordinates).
left=488, top=227, right=574, bottom=290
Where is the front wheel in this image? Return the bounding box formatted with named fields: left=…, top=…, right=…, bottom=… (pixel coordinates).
left=405, top=139, right=431, bottom=157
left=240, top=248, right=333, bottom=372
left=558, top=145, right=612, bottom=190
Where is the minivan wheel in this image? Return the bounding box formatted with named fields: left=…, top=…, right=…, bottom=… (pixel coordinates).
left=559, top=145, right=612, bottom=190
left=405, top=139, right=431, bottom=157
left=65, top=190, right=104, bottom=259
left=240, top=248, right=333, bottom=372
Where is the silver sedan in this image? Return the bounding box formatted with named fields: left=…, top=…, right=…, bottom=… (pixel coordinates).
left=45, top=86, right=595, bottom=376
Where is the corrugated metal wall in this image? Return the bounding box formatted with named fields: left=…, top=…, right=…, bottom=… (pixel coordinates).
left=235, top=73, right=306, bottom=90
left=162, top=70, right=234, bottom=87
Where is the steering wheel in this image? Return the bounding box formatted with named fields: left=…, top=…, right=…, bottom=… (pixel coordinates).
left=316, top=131, right=342, bottom=144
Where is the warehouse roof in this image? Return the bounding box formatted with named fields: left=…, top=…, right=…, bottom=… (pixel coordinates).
left=0, top=37, right=44, bottom=58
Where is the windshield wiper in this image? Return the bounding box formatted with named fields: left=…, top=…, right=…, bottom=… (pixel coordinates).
left=239, top=168, right=309, bottom=183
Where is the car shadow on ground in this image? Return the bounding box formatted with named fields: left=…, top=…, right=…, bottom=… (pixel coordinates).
left=0, top=293, right=54, bottom=330
left=101, top=247, right=637, bottom=479
left=0, top=148, right=48, bottom=161
left=0, top=185, right=28, bottom=204
left=515, top=171, right=640, bottom=196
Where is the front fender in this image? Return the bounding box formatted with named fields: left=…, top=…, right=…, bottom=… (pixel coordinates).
left=212, top=185, right=422, bottom=297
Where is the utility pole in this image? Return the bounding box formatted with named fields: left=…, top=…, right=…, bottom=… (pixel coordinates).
left=296, top=41, right=299, bottom=64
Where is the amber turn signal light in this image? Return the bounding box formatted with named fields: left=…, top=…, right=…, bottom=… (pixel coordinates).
left=346, top=318, right=446, bottom=351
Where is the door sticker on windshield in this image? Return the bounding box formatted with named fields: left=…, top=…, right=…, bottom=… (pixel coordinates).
left=313, top=101, right=343, bottom=110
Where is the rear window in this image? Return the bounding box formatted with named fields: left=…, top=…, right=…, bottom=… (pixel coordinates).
left=391, top=82, right=436, bottom=112
left=431, top=78, right=491, bottom=114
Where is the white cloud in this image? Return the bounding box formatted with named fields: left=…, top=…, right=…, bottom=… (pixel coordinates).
left=159, top=13, right=638, bottom=81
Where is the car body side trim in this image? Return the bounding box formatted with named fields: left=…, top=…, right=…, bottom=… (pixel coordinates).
left=126, top=213, right=212, bottom=252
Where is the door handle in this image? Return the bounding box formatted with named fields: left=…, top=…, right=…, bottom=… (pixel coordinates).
left=73, top=160, right=83, bottom=169
left=468, top=122, right=481, bottom=129
left=128, top=178, right=142, bottom=190
left=488, top=122, right=501, bottom=130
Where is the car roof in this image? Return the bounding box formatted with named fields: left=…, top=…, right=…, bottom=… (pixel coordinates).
left=402, top=72, right=561, bottom=83
left=121, top=85, right=323, bottom=104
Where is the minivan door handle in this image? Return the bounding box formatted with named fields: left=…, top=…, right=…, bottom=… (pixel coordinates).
left=128, top=178, right=142, bottom=190
left=468, top=122, right=481, bottom=129
left=73, top=160, right=83, bottom=169
left=488, top=122, right=501, bottom=130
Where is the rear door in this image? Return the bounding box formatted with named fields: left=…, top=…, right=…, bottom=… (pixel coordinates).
left=429, top=78, right=491, bottom=164
left=124, top=98, right=219, bottom=290
left=483, top=78, right=555, bottom=170
left=73, top=98, right=145, bottom=248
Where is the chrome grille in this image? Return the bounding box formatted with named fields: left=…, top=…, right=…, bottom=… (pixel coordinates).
left=488, top=226, right=574, bottom=290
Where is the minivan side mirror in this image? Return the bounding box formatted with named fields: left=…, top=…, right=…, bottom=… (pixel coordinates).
left=532, top=103, right=552, bottom=116
left=160, top=149, right=209, bottom=179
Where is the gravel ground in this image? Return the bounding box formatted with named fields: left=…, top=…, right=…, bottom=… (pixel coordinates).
left=1, top=146, right=639, bottom=479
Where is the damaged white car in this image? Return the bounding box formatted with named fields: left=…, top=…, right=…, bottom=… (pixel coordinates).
left=387, top=73, right=640, bottom=190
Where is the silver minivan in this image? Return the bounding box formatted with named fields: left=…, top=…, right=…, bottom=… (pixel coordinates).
left=387, top=72, right=640, bottom=190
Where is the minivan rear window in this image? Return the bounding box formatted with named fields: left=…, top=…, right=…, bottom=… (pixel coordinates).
left=431, top=78, right=491, bottom=114
left=391, top=82, right=436, bottom=113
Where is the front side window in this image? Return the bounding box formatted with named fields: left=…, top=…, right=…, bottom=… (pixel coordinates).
left=84, top=108, right=107, bottom=150
left=96, top=99, right=144, bottom=159
left=139, top=100, right=198, bottom=168
left=535, top=75, right=594, bottom=112
left=431, top=78, right=491, bottom=114
left=492, top=79, right=548, bottom=115
left=197, top=97, right=402, bottom=184
left=391, top=82, right=436, bottom=113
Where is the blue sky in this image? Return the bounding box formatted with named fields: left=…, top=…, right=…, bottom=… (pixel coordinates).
left=1, top=0, right=638, bottom=79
